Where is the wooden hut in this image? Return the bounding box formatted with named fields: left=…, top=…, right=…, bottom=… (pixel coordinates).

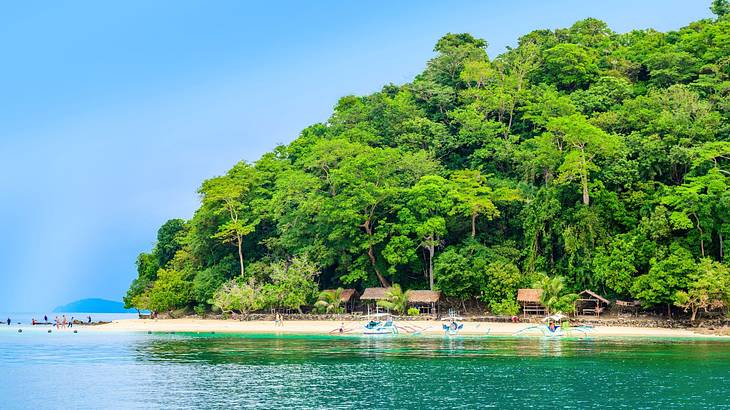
left=360, top=287, right=390, bottom=313
left=576, top=290, right=610, bottom=316
left=517, top=288, right=545, bottom=316
left=321, top=288, right=360, bottom=313
left=407, top=290, right=441, bottom=315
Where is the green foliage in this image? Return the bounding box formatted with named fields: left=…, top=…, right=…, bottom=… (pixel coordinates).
left=631, top=247, right=695, bottom=308
left=407, top=307, right=420, bottom=316
left=155, top=219, right=187, bottom=268
left=212, top=278, right=264, bottom=314
left=144, top=268, right=193, bottom=313
left=314, top=288, right=345, bottom=314
left=674, top=258, right=730, bottom=320
left=711, top=0, right=730, bottom=17
left=261, top=255, right=320, bottom=312
left=489, top=298, right=520, bottom=316
left=126, top=8, right=730, bottom=318
left=377, top=284, right=410, bottom=314
left=535, top=276, right=579, bottom=314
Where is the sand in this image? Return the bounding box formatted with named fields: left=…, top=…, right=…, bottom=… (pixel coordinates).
left=94, top=318, right=725, bottom=338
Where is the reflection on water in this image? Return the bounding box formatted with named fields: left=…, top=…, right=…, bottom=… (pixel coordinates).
left=1, top=330, right=730, bottom=409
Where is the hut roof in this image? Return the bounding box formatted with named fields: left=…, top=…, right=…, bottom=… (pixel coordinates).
left=360, top=287, right=390, bottom=300
left=517, top=288, right=543, bottom=303
left=322, top=288, right=359, bottom=302
left=407, top=290, right=441, bottom=304
left=578, top=289, right=610, bottom=305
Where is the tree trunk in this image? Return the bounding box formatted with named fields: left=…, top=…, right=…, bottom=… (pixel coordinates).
left=693, top=213, right=704, bottom=257
left=237, top=235, right=245, bottom=277
left=368, top=244, right=389, bottom=287
left=667, top=303, right=672, bottom=317
left=581, top=172, right=590, bottom=206
left=428, top=243, right=435, bottom=290
left=720, top=231, right=724, bottom=261
left=691, top=307, right=697, bottom=321
left=362, top=218, right=389, bottom=287
left=471, top=213, right=477, bottom=238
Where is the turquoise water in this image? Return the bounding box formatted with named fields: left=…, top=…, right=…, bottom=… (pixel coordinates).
left=1, top=328, right=730, bottom=409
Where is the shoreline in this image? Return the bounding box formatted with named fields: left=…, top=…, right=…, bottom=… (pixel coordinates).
left=91, top=318, right=730, bottom=338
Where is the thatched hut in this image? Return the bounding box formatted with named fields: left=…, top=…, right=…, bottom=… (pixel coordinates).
left=517, top=288, right=546, bottom=316
left=576, top=289, right=610, bottom=316
left=321, top=288, right=360, bottom=313
left=407, top=290, right=441, bottom=315
left=360, top=287, right=390, bottom=313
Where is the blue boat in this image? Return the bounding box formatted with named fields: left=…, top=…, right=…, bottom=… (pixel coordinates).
left=363, top=313, right=398, bottom=335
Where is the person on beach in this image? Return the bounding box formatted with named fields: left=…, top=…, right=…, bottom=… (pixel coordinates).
left=6, top=317, right=10, bottom=326
left=69, top=317, right=74, bottom=328
left=44, top=315, right=47, bottom=323
left=88, top=315, right=92, bottom=323
left=55, top=317, right=59, bottom=329
left=62, top=315, right=67, bottom=328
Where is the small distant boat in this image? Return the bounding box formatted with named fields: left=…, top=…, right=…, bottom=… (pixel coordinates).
left=363, top=313, right=398, bottom=335
left=442, top=317, right=464, bottom=336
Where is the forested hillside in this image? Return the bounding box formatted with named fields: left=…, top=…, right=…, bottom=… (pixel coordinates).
left=125, top=2, right=730, bottom=317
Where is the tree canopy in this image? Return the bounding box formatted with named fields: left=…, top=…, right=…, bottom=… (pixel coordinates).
left=126, top=5, right=730, bottom=318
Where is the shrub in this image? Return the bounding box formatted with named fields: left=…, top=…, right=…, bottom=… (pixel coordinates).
left=489, top=298, right=520, bottom=316
left=407, top=307, right=420, bottom=316
left=194, top=304, right=207, bottom=317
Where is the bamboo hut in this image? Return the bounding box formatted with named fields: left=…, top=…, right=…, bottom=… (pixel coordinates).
left=517, top=288, right=545, bottom=316
left=407, top=290, right=441, bottom=315
left=576, top=289, right=610, bottom=316
left=360, top=287, right=390, bottom=313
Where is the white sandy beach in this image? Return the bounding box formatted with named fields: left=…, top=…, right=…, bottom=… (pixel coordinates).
left=93, top=318, right=724, bottom=338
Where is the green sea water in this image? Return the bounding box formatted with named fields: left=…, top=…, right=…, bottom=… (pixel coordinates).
left=1, top=328, right=729, bottom=409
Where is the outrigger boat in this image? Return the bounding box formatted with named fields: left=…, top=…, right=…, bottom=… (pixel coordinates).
left=363, top=313, right=398, bottom=335
left=512, top=314, right=593, bottom=338
left=441, top=316, right=464, bottom=335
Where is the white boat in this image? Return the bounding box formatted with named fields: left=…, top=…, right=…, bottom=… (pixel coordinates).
left=363, top=313, right=398, bottom=335
left=541, top=314, right=566, bottom=337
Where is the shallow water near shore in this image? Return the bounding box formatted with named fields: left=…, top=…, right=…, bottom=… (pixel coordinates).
left=2, top=328, right=730, bottom=409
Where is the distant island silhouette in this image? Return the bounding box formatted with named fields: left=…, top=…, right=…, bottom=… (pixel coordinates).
left=53, top=298, right=137, bottom=313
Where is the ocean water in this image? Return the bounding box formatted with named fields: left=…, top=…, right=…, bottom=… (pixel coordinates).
left=1, top=326, right=729, bottom=409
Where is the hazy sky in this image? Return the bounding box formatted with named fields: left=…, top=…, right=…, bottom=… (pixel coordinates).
left=0, top=1, right=713, bottom=312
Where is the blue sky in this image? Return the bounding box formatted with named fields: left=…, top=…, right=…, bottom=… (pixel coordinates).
left=0, top=1, right=713, bottom=312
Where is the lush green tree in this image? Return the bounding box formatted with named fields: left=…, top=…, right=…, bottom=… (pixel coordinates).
left=542, top=44, right=598, bottom=90
left=631, top=247, right=695, bottom=313
left=674, top=258, right=730, bottom=320
left=144, top=268, right=193, bottom=314
left=212, top=278, right=264, bottom=314
left=711, top=0, right=730, bottom=17
left=154, top=219, right=187, bottom=268
left=199, top=161, right=261, bottom=277
left=448, top=170, right=499, bottom=237
left=262, top=256, right=320, bottom=313
left=403, top=175, right=453, bottom=289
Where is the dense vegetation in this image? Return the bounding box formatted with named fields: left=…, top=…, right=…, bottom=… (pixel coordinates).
left=126, top=2, right=730, bottom=319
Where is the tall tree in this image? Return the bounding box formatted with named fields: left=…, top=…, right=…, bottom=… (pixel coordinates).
left=199, top=162, right=261, bottom=277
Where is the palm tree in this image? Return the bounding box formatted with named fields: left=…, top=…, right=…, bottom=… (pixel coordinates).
left=314, top=288, right=344, bottom=314
left=535, top=276, right=578, bottom=314
left=377, top=284, right=410, bottom=314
